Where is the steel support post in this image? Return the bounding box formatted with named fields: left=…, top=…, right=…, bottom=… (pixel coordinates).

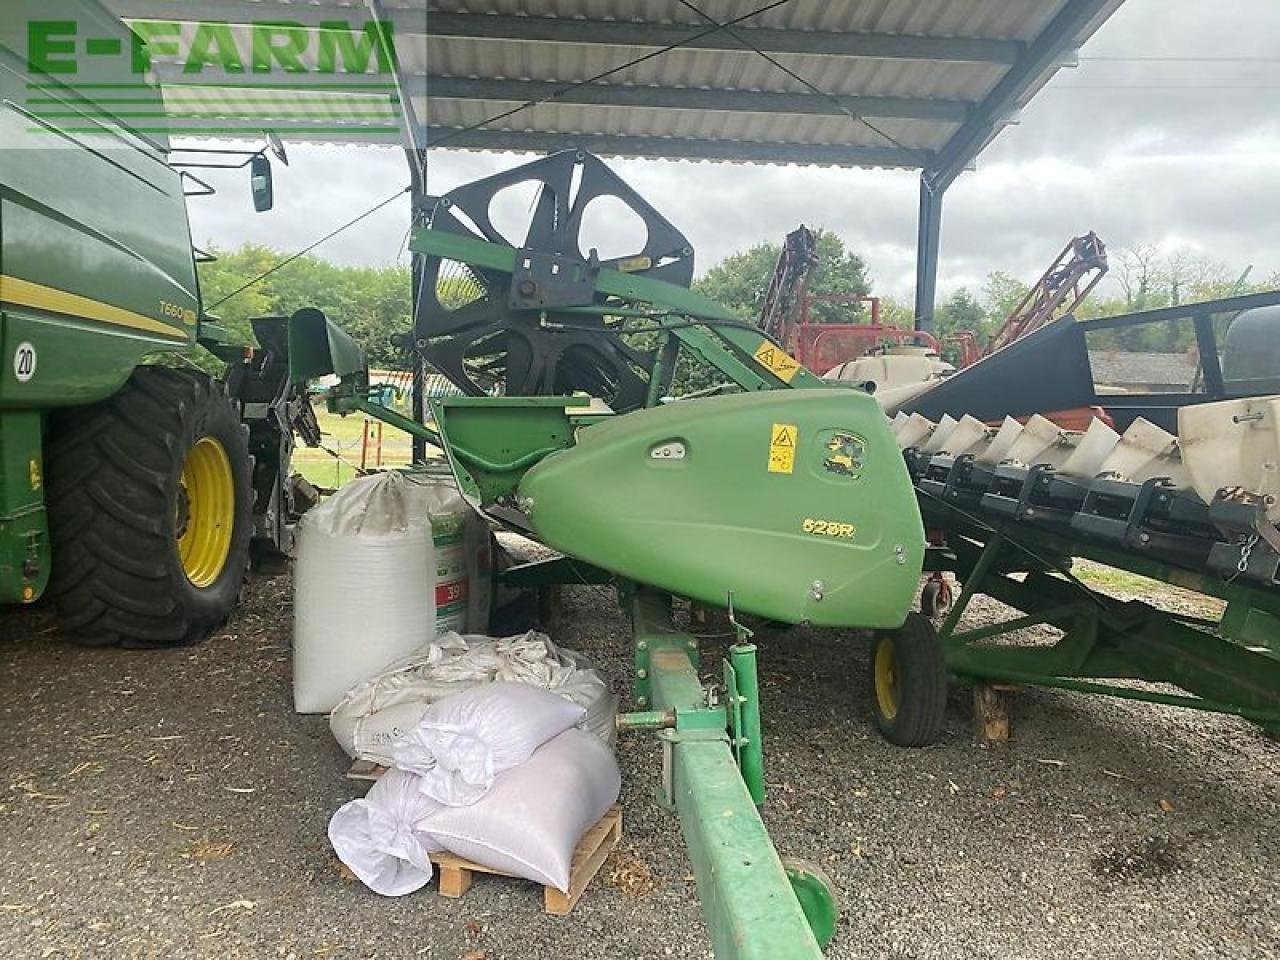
left=409, top=170, right=429, bottom=463
left=727, top=643, right=765, bottom=805
left=913, top=172, right=944, bottom=332
left=365, top=0, right=429, bottom=461
left=632, top=593, right=823, bottom=960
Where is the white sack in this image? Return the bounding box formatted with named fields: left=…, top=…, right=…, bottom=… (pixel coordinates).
left=329, top=631, right=616, bottom=764
left=394, top=682, right=585, bottom=806
left=420, top=729, right=620, bottom=892
left=294, top=472, right=435, bottom=713
left=327, top=768, right=443, bottom=897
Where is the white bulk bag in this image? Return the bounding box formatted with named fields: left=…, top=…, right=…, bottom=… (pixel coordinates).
left=329, top=631, right=617, bottom=764
left=294, top=472, right=435, bottom=713
left=327, top=768, right=443, bottom=897
left=393, top=682, right=585, bottom=806
left=419, top=729, right=621, bottom=892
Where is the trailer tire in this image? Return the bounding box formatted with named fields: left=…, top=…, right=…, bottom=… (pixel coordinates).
left=920, top=577, right=952, bottom=618
left=868, top=613, right=947, bottom=747
left=46, top=366, right=253, bottom=648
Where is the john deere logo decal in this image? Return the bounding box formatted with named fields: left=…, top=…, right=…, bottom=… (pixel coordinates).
left=821, top=431, right=866, bottom=479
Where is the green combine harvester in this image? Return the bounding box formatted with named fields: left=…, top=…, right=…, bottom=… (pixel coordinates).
left=0, top=2, right=315, bottom=645
left=297, top=150, right=946, bottom=958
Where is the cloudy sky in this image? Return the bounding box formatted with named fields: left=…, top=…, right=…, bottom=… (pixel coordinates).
left=187, top=0, right=1280, bottom=305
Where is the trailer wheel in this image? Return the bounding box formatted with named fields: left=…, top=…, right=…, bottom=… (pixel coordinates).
left=920, top=577, right=952, bottom=618
left=46, top=367, right=252, bottom=647
left=869, top=613, right=947, bottom=747
left=782, top=856, right=840, bottom=948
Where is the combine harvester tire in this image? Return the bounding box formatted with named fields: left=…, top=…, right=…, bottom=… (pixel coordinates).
left=46, top=367, right=252, bottom=647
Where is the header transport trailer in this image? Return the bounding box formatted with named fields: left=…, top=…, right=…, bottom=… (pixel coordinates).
left=0, top=1, right=316, bottom=646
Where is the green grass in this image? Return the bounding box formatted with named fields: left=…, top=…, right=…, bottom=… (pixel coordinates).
left=1071, top=562, right=1161, bottom=594
left=1071, top=560, right=1225, bottom=617
left=292, top=403, right=414, bottom=490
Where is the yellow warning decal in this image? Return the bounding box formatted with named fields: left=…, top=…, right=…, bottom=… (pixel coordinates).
left=768, top=422, right=797, bottom=474
left=753, top=340, right=802, bottom=383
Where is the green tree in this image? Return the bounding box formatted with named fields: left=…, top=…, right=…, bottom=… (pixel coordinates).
left=196, top=244, right=413, bottom=367
left=692, top=229, right=871, bottom=325
left=981, top=271, right=1030, bottom=332
left=932, top=288, right=985, bottom=340
left=877, top=296, right=916, bottom=330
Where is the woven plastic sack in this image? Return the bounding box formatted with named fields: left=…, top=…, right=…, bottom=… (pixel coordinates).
left=393, top=682, right=585, bottom=806
left=327, top=768, right=444, bottom=897
left=294, top=472, right=434, bottom=713
left=419, top=729, right=620, bottom=892
left=329, top=631, right=615, bottom=764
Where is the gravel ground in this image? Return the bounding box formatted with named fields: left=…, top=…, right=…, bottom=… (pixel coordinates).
left=1, top=568, right=1277, bottom=960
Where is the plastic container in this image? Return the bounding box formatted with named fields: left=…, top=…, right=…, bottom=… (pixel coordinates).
left=431, top=509, right=469, bottom=635
left=405, top=469, right=494, bottom=635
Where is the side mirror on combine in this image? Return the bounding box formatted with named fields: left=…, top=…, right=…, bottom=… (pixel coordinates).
left=251, top=155, right=274, bottom=212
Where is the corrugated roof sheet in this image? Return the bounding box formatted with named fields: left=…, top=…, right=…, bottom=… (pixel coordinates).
left=102, top=0, right=1124, bottom=170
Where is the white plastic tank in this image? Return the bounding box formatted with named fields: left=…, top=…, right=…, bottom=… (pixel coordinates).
left=293, top=472, right=436, bottom=714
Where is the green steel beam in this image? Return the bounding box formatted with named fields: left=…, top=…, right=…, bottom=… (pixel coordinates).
left=726, top=643, right=765, bottom=805
left=407, top=227, right=831, bottom=403
left=937, top=525, right=1280, bottom=723
left=633, top=592, right=823, bottom=960
left=948, top=668, right=1280, bottom=728
left=923, top=503, right=1280, bottom=621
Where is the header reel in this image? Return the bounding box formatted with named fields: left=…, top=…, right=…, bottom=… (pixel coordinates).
left=414, top=150, right=696, bottom=411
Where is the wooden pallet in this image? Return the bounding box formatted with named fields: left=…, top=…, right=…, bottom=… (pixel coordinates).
left=431, top=805, right=623, bottom=916
left=343, top=761, right=621, bottom=915
left=345, top=758, right=387, bottom=782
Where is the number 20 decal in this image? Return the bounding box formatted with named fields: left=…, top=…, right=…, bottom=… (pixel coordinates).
left=12, top=342, right=36, bottom=383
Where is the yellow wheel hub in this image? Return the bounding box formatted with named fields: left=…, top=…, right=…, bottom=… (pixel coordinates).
left=874, top=637, right=900, bottom=721
left=176, top=437, right=234, bottom=588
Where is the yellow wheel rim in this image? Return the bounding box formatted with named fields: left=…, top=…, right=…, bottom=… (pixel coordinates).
left=177, top=437, right=234, bottom=588
left=874, top=637, right=900, bottom=721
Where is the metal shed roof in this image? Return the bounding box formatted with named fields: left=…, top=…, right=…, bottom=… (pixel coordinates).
left=98, top=0, right=1128, bottom=325
left=102, top=0, right=1123, bottom=185
left=422, top=0, right=1121, bottom=180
